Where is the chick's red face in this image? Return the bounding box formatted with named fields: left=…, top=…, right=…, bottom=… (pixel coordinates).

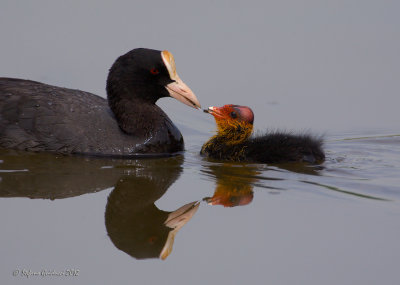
left=205, top=104, right=254, bottom=125
left=204, top=104, right=255, bottom=144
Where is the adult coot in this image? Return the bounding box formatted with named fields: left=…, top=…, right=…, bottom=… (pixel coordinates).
left=0, top=48, right=200, bottom=157
left=201, top=104, right=325, bottom=163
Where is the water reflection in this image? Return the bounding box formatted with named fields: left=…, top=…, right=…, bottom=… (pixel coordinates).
left=202, top=164, right=259, bottom=207
left=105, top=158, right=199, bottom=260
left=0, top=149, right=122, bottom=199
left=0, top=138, right=395, bottom=266
left=0, top=150, right=200, bottom=260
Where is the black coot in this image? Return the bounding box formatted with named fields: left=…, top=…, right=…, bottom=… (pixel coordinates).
left=201, top=104, right=325, bottom=163
left=0, top=48, right=200, bottom=157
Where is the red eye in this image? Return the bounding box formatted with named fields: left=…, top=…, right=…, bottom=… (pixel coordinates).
left=150, top=68, right=159, bottom=75
left=148, top=236, right=158, bottom=244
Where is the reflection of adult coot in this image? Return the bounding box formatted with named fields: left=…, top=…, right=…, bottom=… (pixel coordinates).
left=0, top=149, right=124, bottom=199
left=105, top=156, right=199, bottom=260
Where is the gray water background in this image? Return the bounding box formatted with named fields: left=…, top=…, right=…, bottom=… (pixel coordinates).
left=1, top=1, right=399, bottom=284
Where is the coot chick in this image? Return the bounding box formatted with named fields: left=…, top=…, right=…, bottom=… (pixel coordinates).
left=0, top=48, right=200, bottom=157
left=201, top=104, right=325, bottom=163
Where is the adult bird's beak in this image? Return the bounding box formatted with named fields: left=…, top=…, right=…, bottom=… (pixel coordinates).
left=162, top=50, right=201, bottom=109
left=165, top=76, right=201, bottom=109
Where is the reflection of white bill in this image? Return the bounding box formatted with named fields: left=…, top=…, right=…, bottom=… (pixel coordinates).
left=160, top=201, right=200, bottom=260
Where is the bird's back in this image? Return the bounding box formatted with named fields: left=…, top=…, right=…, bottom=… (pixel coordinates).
left=201, top=131, right=324, bottom=163
left=245, top=132, right=325, bottom=163
left=0, top=78, right=183, bottom=156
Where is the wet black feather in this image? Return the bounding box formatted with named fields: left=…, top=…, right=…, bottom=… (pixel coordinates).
left=201, top=131, right=325, bottom=163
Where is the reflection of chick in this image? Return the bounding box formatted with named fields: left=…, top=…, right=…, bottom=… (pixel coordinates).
left=204, top=183, right=253, bottom=207
left=203, top=164, right=258, bottom=207
left=202, top=104, right=325, bottom=163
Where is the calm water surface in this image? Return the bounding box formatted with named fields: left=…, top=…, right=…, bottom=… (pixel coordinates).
left=0, top=124, right=399, bottom=285
left=1, top=1, right=400, bottom=284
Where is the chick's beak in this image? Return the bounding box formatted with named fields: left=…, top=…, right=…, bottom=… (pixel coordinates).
left=204, top=106, right=224, bottom=119
left=162, top=50, right=201, bottom=109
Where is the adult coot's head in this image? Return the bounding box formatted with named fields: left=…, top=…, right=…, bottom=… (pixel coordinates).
left=106, top=48, right=200, bottom=110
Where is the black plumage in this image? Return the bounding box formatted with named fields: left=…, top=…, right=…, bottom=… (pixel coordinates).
left=0, top=48, right=200, bottom=157
left=201, top=104, right=325, bottom=164
left=202, top=131, right=325, bottom=163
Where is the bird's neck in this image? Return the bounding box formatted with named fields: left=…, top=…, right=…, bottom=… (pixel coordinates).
left=107, top=85, right=161, bottom=136
left=213, top=122, right=253, bottom=146
left=201, top=123, right=253, bottom=157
